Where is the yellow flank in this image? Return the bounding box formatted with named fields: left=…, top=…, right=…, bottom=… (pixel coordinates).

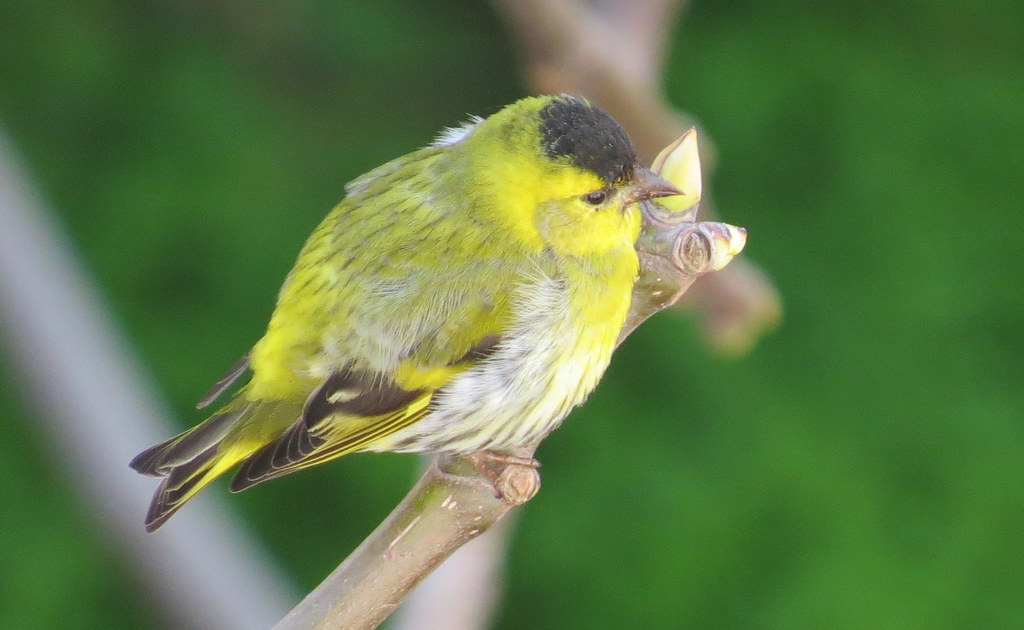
left=131, top=94, right=683, bottom=531
left=394, top=360, right=467, bottom=391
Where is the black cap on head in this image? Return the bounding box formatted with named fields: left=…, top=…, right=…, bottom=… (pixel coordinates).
left=538, top=95, right=637, bottom=185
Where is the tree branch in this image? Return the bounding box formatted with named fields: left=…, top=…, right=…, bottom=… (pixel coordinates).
left=272, top=453, right=538, bottom=629
left=387, top=516, right=514, bottom=630
left=282, top=3, right=775, bottom=627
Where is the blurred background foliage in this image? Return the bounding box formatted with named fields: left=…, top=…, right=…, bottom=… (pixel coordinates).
left=1, top=1, right=1022, bottom=628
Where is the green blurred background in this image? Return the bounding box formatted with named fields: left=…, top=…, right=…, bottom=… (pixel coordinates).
left=2, top=1, right=1022, bottom=628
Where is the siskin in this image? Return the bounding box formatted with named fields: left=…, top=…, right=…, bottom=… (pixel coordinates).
left=131, top=95, right=681, bottom=531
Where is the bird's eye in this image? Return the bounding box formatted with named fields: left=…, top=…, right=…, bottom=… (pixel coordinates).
left=582, top=190, right=608, bottom=206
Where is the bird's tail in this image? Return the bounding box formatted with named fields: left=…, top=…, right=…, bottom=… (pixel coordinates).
left=130, top=397, right=298, bottom=531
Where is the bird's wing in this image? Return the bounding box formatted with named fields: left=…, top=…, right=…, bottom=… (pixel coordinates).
left=229, top=336, right=502, bottom=491
left=242, top=145, right=521, bottom=401
left=226, top=147, right=535, bottom=488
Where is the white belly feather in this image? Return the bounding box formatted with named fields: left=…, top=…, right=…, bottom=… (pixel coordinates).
left=372, top=269, right=621, bottom=454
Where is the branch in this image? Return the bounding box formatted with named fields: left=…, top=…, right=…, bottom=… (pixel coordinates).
left=387, top=516, right=514, bottom=630
left=273, top=453, right=539, bottom=630
left=282, top=3, right=774, bottom=626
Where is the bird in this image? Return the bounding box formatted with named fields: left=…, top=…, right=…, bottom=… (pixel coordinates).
left=130, top=94, right=681, bottom=531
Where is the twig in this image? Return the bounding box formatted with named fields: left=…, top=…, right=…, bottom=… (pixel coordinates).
left=273, top=454, right=537, bottom=630
left=287, top=2, right=777, bottom=626
left=392, top=3, right=777, bottom=628
left=387, top=488, right=514, bottom=630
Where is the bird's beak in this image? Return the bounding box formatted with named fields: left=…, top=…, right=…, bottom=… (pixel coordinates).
left=626, top=167, right=684, bottom=205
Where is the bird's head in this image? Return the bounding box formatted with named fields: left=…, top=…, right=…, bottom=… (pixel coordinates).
left=454, top=95, right=681, bottom=256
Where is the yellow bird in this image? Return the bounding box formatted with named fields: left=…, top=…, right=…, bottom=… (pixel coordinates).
left=131, top=95, right=680, bottom=531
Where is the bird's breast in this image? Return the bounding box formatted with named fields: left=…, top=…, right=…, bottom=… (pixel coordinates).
left=375, top=251, right=635, bottom=454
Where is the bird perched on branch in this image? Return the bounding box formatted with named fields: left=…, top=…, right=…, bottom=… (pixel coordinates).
left=131, top=94, right=681, bottom=531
